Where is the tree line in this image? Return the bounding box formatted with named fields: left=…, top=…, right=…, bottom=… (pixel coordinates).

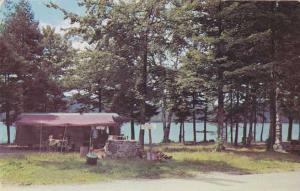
left=1, top=0, right=300, bottom=151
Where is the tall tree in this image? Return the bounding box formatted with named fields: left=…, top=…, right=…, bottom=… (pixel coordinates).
left=3, top=0, right=44, bottom=112
left=0, top=0, right=43, bottom=143
left=0, top=33, right=23, bottom=144
left=41, top=26, right=75, bottom=112
left=49, top=0, right=172, bottom=148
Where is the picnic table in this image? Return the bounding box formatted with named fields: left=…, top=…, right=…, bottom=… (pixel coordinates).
left=48, top=138, right=72, bottom=152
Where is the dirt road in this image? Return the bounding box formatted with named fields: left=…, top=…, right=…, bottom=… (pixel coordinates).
left=1, top=171, right=300, bottom=191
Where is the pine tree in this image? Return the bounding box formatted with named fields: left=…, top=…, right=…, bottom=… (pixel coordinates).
left=0, top=32, right=23, bottom=143
left=41, top=26, right=74, bottom=111
left=3, top=0, right=44, bottom=112
left=1, top=0, right=44, bottom=143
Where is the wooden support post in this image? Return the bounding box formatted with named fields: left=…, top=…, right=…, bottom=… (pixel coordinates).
left=61, top=126, right=67, bottom=152
left=39, top=124, right=43, bottom=152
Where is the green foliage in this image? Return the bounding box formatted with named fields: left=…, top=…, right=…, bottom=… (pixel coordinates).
left=0, top=0, right=74, bottom=134
left=1, top=0, right=300, bottom=147
left=40, top=26, right=75, bottom=111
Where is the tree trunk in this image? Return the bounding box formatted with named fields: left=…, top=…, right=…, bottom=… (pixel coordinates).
left=260, top=109, right=265, bottom=142
left=148, top=129, right=152, bottom=153
left=98, top=87, right=102, bottom=112
left=162, top=93, right=167, bottom=142
left=287, top=117, right=293, bottom=141
left=5, top=74, right=11, bottom=144
left=234, top=92, right=240, bottom=146
left=247, top=118, right=253, bottom=146
left=179, top=122, right=183, bottom=143
left=139, top=129, right=145, bottom=149
left=267, top=1, right=278, bottom=151
left=230, top=95, right=233, bottom=144
left=138, top=31, right=148, bottom=149
left=216, top=70, right=225, bottom=151
left=215, top=0, right=225, bottom=151
left=225, top=121, right=228, bottom=143
left=204, top=105, right=207, bottom=142
left=242, top=117, right=247, bottom=146
left=230, top=123, right=233, bottom=144
left=253, top=122, right=257, bottom=143
left=6, top=124, right=10, bottom=144
left=163, top=111, right=172, bottom=143
left=139, top=124, right=145, bottom=149
left=183, top=122, right=185, bottom=144
left=261, top=122, right=264, bottom=142
left=234, top=123, right=238, bottom=145
left=253, top=104, right=257, bottom=143
left=192, top=92, right=196, bottom=144
left=267, top=86, right=276, bottom=151
left=273, top=86, right=283, bottom=151
left=44, top=94, right=48, bottom=112
left=5, top=106, right=10, bottom=144
left=298, top=120, right=300, bottom=141
left=130, top=119, right=135, bottom=140
left=247, top=94, right=256, bottom=146
left=6, top=111, right=10, bottom=144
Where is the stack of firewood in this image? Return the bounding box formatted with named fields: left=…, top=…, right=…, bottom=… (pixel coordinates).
left=155, top=151, right=172, bottom=161
left=147, top=150, right=172, bottom=161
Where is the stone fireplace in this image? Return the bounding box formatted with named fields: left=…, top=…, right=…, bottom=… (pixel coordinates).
left=104, top=140, right=141, bottom=159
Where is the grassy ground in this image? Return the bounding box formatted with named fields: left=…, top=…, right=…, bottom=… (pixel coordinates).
left=0, top=143, right=300, bottom=185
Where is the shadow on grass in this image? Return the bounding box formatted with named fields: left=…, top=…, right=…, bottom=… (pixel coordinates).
left=155, top=143, right=215, bottom=153
left=224, top=149, right=300, bottom=163
left=1, top=155, right=248, bottom=186
left=160, top=147, right=213, bottom=153
left=158, top=144, right=300, bottom=163
left=35, top=157, right=250, bottom=180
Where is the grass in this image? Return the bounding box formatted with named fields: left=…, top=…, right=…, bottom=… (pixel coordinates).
left=1, top=143, right=300, bottom=185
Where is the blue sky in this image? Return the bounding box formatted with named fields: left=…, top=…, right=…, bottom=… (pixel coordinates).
left=1, top=0, right=84, bottom=29
left=1, top=0, right=88, bottom=49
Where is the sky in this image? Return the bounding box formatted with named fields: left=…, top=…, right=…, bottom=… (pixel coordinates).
left=0, top=0, right=87, bottom=49
left=1, top=0, right=84, bottom=25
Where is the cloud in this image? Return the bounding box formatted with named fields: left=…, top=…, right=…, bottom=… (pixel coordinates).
left=71, top=39, right=90, bottom=50
left=40, top=20, right=94, bottom=51
left=40, top=19, right=74, bottom=35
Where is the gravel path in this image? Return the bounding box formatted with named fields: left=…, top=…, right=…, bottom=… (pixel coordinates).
left=2, top=171, right=300, bottom=191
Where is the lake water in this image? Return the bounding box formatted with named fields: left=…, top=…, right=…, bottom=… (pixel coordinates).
left=0, top=123, right=16, bottom=144
left=121, top=122, right=300, bottom=143
left=1, top=122, right=299, bottom=144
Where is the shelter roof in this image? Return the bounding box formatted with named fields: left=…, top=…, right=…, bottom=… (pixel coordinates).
left=15, top=113, right=122, bottom=127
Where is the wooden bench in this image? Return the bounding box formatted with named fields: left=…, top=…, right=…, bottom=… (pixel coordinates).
left=282, top=140, right=300, bottom=152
